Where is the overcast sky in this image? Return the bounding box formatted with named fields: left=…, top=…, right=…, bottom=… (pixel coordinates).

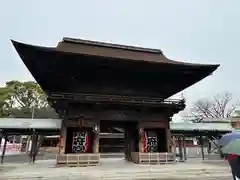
left=0, top=0, right=239, bottom=120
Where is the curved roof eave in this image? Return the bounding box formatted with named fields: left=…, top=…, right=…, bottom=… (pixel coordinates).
left=11, top=40, right=220, bottom=70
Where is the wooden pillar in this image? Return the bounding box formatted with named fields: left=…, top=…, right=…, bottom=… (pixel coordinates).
left=124, top=126, right=131, bottom=161
left=29, top=130, right=37, bottom=163
left=166, top=126, right=171, bottom=152
left=183, top=136, right=187, bottom=161
left=93, top=122, right=100, bottom=153
left=28, top=135, right=33, bottom=163
left=199, top=135, right=205, bottom=160
left=32, top=134, right=44, bottom=163
left=127, top=126, right=132, bottom=161
left=139, top=128, right=145, bottom=153
left=59, top=122, right=67, bottom=154
left=178, top=137, right=184, bottom=161
left=34, top=135, right=44, bottom=156
left=124, top=127, right=128, bottom=160
left=172, top=136, right=176, bottom=153
left=32, top=134, right=38, bottom=163
left=207, top=140, right=211, bottom=154
left=26, top=136, right=31, bottom=154
left=1, top=135, right=8, bottom=164
left=124, top=125, right=133, bottom=161
left=0, top=136, right=2, bottom=149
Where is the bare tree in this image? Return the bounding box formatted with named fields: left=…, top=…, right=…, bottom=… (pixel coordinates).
left=190, top=92, right=238, bottom=122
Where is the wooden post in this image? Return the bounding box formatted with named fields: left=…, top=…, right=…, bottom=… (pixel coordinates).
left=199, top=135, right=205, bottom=160
left=124, top=128, right=127, bottom=159
left=93, top=122, right=100, bottom=153
left=127, top=126, right=132, bottom=161
left=178, top=137, right=184, bottom=161
left=32, top=134, right=37, bottom=163
left=166, top=123, right=171, bottom=152
left=32, top=134, right=40, bottom=163
left=59, top=122, right=67, bottom=154
left=139, top=128, right=144, bottom=153
left=29, top=130, right=36, bottom=163
left=34, top=135, right=44, bottom=157
left=183, top=136, right=187, bottom=161
left=0, top=136, right=2, bottom=149
left=124, top=126, right=132, bottom=161
left=26, top=135, right=31, bottom=154
left=124, top=127, right=128, bottom=160
left=1, top=135, right=8, bottom=164
left=172, top=136, right=176, bottom=153
left=207, top=139, right=211, bottom=154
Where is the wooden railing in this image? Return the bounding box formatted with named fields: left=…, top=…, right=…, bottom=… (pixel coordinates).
left=48, top=92, right=185, bottom=107
left=131, top=152, right=176, bottom=164
left=56, top=153, right=100, bottom=167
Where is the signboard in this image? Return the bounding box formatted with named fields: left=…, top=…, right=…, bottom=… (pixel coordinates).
left=72, top=132, right=88, bottom=153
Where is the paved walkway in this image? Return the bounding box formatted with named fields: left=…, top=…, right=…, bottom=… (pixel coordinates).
left=0, top=158, right=232, bottom=180
left=2, top=152, right=124, bottom=163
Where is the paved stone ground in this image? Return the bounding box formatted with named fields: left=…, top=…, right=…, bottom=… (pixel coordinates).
left=3, top=152, right=124, bottom=163
left=0, top=158, right=233, bottom=180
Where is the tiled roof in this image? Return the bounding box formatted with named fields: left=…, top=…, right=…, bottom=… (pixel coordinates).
left=0, top=118, right=61, bottom=129
left=170, top=121, right=233, bottom=132
left=62, top=37, right=163, bottom=54
left=201, top=117, right=240, bottom=123
left=0, top=118, right=233, bottom=132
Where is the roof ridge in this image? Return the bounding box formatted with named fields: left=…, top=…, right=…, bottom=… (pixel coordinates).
left=62, top=37, right=163, bottom=54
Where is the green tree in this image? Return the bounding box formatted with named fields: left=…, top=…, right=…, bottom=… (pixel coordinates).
left=0, top=80, right=57, bottom=118
left=1, top=80, right=59, bottom=163
left=9, top=106, right=58, bottom=119
left=0, top=87, right=11, bottom=117
left=5, top=80, right=47, bottom=108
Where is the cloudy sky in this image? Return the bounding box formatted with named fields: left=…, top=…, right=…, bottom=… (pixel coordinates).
left=0, top=0, right=239, bottom=120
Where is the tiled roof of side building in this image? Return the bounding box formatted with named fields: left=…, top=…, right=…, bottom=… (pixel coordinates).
left=201, top=117, right=240, bottom=123
left=170, top=121, right=233, bottom=132
left=0, top=118, right=233, bottom=132
left=0, top=118, right=62, bottom=129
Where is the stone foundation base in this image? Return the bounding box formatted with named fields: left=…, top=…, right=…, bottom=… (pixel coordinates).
left=56, top=153, right=100, bottom=167
left=131, top=152, right=176, bottom=164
